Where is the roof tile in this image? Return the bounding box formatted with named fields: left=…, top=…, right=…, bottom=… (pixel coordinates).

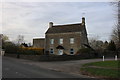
left=45, top=23, right=84, bottom=34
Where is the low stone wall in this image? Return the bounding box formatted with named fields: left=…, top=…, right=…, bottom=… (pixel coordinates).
left=4, top=53, right=96, bottom=61
left=4, top=53, right=41, bottom=61
left=4, top=51, right=120, bottom=61
left=38, top=55, right=95, bottom=61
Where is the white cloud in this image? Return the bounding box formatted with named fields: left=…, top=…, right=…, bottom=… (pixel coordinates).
left=1, top=2, right=117, bottom=43
left=2, top=0, right=117, bottom=2
left=0, top=2, right=2, bottom=34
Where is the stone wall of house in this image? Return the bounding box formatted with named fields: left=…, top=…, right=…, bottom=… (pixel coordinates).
left=33, top=38, right=45, bottom=48
left=45, top=32, right=88, bottom=55
left=80, top=25, right=89, bottom=46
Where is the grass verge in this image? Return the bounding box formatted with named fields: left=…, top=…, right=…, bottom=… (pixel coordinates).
left=81, top=60, right=120, bottom=79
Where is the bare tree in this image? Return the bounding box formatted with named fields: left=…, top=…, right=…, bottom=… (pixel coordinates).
left=89, top=36, right=104, bottom=50
left=111, top=1, right=120, bottom=49
left=117, top=1, right=120, bottom=50
left=17, top=35, right=24, bottom=45
left=111, top=25, right=119, bottom=44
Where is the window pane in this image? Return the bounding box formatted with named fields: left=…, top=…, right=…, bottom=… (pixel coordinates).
left=70, top=38, right=74, bottom=44
left=50, top=49, right=54, bottom=54
left=58, top=50, right=63, bottom=55
left=70, top=49, right=74, bottom=54
left=59, top=38, right=63, bottom=44
left=50, top=39, right=54, bottom=44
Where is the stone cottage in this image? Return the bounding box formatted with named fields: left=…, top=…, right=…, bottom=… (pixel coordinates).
left=33, top=38, right=45, bottom=48
left=44, top=17, right=89, bottom=55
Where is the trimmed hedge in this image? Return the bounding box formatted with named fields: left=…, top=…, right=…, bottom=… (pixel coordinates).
left=18, top=48, right=44, bottom=55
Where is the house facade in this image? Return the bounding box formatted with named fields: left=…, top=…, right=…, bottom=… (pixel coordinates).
left=45, top=17, right=89, bottom=55
left=33, top=38, right=45, bottom=48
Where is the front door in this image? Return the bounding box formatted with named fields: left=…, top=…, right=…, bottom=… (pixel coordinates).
left=58, top=49, right=63, bottom=55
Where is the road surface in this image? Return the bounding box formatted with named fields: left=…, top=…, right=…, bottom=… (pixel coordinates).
left=0, top=56, right=2, bottom=79
left=2, top=57, right=86, bottom=78
left=2, top=56, right=108, bottom=80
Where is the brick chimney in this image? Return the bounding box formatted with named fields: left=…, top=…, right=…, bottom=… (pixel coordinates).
left=82, top=17, right=85, bottom=25
left=49, top=22, right=53, bottom=28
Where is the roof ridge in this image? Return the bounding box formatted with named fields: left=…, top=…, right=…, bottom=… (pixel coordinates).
left=33, top=38, right=45, bottom=39
left=53, top=23, right=82, bottom=27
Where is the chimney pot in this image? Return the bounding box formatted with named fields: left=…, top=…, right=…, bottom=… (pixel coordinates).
left=82, top=17, right=85, bottom=25
left=49, top=22, right=53, bottom=28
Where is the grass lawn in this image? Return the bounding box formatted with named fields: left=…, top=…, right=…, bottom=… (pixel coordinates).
left=81, top=60, right=120, bottom=78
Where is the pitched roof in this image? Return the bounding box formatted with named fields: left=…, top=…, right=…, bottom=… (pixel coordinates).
left=33, top=38, right=45, bottom=40
left=45, top=23, right=85, bottom=34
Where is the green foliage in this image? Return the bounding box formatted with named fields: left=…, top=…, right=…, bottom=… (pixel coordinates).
left=107, top=40, right=116, bottom=51
left=20, top=49, right=43, bottom=55
left=81, top=67, right=118, bottom=78
left=2, top=35, right=9, bottom=42
left=3, top=42, right=19, bottom=54
left=2, top=35, right=43, bottom=55
left=3, top=41, right=43, bottom=55
left=83, top=61, right=119, bottom=68
left=77, top=48, right=92, bottom=53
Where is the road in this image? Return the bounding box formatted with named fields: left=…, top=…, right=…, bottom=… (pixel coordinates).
left=0, top=56, right=2, bottom=79
left=2, top=56, right=111, bottom=80
left=2, top=57, right=87, bottom=79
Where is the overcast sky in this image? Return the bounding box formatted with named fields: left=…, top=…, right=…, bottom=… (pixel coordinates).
left=1, top=2, right=117, bottom=43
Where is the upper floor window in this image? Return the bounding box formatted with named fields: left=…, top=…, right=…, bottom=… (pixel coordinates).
left=70, top=49, right=74, bottom=54
left=50, top=39, right=54, bottom=44
left=59, top=38, right=63, bottom=44
left=70, top=38, right=74, bottom=44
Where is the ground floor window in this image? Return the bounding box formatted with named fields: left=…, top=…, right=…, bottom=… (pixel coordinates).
left=50, top=49, right=54, bottom=54
left=70, top=49, right=74, bottom=54
left=58, top=49, right=63, bottom=55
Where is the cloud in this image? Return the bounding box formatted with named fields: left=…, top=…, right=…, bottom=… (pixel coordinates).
left=2, top=2, right=116, bottom=43
left=0, top=2, right=2, bottom=34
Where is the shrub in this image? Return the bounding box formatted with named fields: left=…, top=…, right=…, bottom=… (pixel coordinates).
left=3, top=42, right=20, bottom=54
left=107, top=40, right=116, bottom=51
left=20, top=47, right=44, bottom=55
left=3, top=41, right=44, bottom=55
left=77, top=48, right=92, bottom=54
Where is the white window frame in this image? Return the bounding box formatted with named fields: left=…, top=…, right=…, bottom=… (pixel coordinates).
left=70, top=48, right=74, bottom=55
left=70, top=38, right=74, bottom=44
left=59, top=38, right=63, bottom=44
left=58, top=49, right=63, bottom=55
left=50, top=39, right=54, bottom=44
left=50, top=49, right=54, bottom=54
